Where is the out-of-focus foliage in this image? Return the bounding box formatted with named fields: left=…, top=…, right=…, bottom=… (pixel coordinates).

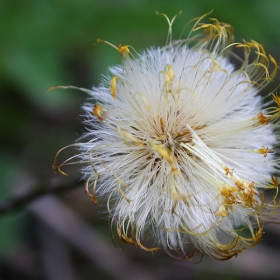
left=1, top=0, right=280, bottom=279
left=1, top=0, right=280, bottom=111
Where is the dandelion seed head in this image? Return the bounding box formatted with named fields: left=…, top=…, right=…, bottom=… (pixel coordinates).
left=53, top=12, right=280, bottom=260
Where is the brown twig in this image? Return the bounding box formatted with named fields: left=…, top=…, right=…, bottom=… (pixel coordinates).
left=0, top=178, right=82, bottom=215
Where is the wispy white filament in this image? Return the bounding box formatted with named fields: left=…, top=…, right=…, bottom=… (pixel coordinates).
left=54, top=14, right=279, bottom=260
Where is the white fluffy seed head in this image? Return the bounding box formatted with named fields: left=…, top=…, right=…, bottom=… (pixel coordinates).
left=53, top=13, right=280, bottom=260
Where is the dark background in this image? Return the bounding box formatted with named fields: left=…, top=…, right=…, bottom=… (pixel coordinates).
left=1, top=0, right=280, bottom=279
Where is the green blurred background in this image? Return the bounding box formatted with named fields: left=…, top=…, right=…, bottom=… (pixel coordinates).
left=1, top=0, right=280, bottom=279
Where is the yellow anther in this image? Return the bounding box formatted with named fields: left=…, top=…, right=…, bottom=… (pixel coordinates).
left=153, top=144, right=173, bottom=163
left=216, top=205, right=230, bottom=218
left=92, top=104, right=104, bottom=122
left=223, top=166, right=233, bottom=176
left=150, top=141, right=179, bottom=174
left=96, top=39, right=134, bottom=60
left=257, top=146, right=275, bottom=157
left=148, top=140, right=177, bottom=168
left=110, top=76, right=118, bottom=99
left=254, top=112, right=271, bottom=125
left=220, top=186, right=237, bottom=199
left=235, top=180, right=245, bottom=190
left=245, top=181, right=257, bottom=195
left=118, top=43, right=130, bottom=56
left=166, top=64, right=175, bottom=80
left=161, top=65, right=175, bottom=91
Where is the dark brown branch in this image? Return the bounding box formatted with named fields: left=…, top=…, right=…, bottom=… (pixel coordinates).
left=0, top=178, right=82, bottom=215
